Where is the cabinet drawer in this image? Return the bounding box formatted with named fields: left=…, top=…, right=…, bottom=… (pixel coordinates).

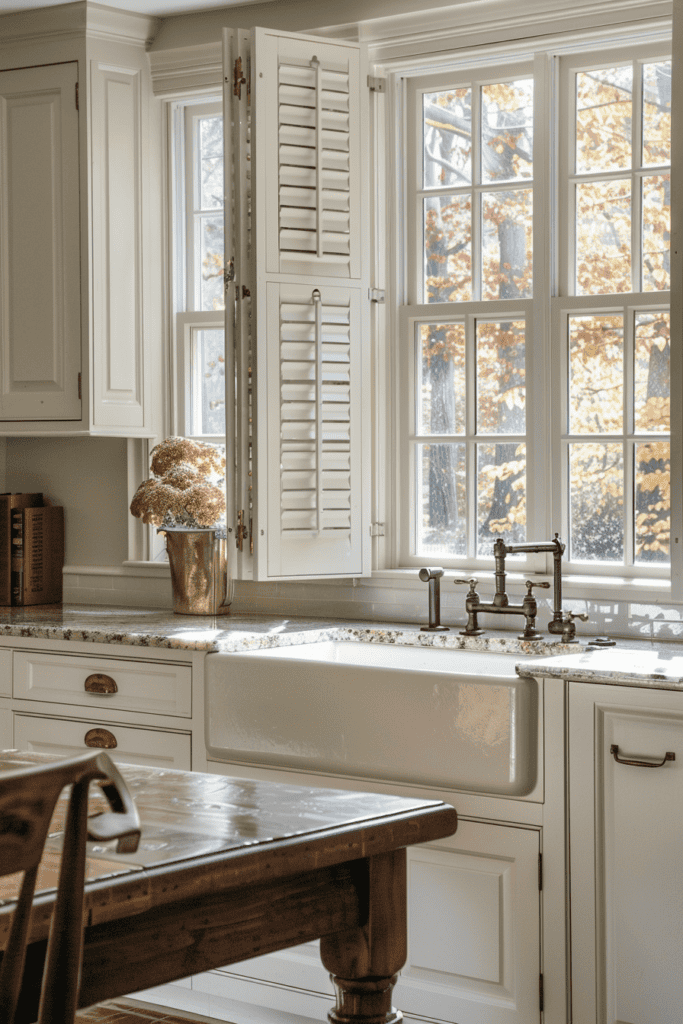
left=13, top=714, right=191, bottom=770
left=13, top=651, right=192, bottom=717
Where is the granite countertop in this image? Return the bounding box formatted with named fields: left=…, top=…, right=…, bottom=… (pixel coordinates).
left=0, top=603, right=582, bottom=655
left=516, top=644, right=683, bottom=690
left=0, top=604, right=681, bottom=689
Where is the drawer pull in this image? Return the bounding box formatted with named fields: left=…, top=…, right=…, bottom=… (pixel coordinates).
left=610, top=744, right=675, bottom=768
left=84, top=673, right=118, bottom=694
left=84, top=728, right=117, bottom=749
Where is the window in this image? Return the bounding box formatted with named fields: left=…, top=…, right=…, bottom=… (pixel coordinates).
left=174, top=100, right=226, bottom=441
left=400, top=38, right=670, bottom=579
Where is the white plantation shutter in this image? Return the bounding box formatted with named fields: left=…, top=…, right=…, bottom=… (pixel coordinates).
left=224, top=27, right=369, bottom=580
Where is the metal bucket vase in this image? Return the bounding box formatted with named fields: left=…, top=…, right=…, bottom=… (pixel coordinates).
left=163, top=529, right=234, bottom=615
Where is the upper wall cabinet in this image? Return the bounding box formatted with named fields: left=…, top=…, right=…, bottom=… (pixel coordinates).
left=0, top=5, right=162, bottom=436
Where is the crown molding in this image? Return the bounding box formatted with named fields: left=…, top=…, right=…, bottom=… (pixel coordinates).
left=149, top=40, right=222, bottom=96
left=312, top=0, right=672, bottom=62
left=0, top=1, right=159, bottom=51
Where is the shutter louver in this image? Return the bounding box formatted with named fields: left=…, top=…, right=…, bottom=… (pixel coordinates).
left=225, top=27, right=369, bottom=580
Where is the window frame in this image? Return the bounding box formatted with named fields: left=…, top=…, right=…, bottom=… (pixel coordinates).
left=393, top=29, right=673, bottom=586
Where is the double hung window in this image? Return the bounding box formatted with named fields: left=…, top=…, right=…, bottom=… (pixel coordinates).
left=400, top=38, right=671, bottom=580
left=174, top=100, right=226, bottom=442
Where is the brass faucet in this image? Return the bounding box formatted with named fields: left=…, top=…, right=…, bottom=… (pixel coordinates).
left=456, top=534, right=586, bottom=640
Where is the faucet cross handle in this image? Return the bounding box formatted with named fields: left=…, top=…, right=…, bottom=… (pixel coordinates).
left=455, top=577, right=478, bottom=595
left=525, top=580, right=550, bottom=595
left=561, top=609, right=589, bottom=643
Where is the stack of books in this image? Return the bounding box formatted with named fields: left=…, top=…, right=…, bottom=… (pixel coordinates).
left=0, top=494, right=64, bottom=606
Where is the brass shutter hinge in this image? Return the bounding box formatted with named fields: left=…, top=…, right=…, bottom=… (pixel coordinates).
left=236, top=510, right=248, bottom=551
left=370, top=522, right=385, bottom=537
left=367, top=75, right=386, bottom=92
left=78, top=372, right=82, bottom=400
left=233, top=57, right=246, bottom=99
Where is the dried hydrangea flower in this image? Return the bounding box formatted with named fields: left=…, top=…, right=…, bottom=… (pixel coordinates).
left=163, top=463, right=202, bottom=491
left=180, top=483, right=226, bottom=527
left=130, top=436, right=226, bottom=529
left=130, top=479, right=183, bottom=526
left=151, top=437, right=225, bottom=478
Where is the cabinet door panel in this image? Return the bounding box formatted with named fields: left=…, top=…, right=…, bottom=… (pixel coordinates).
left=569, top=683, right=683, bottom=1024
left=0, top=63, right=81, bottom=421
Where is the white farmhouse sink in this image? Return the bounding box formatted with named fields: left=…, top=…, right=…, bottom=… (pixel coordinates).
left=205, top=641, right=540, bottom=796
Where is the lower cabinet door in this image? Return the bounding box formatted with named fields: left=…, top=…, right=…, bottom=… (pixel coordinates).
left=569, top=683, right=683, bottom=1024
left=13, top=713, right=191, bottom=769
left=194, top=813, right=541, bottom=1024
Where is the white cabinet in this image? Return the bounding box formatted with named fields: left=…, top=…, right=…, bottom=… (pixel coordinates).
left=2, top=639, right=196, bottom=773
left=13, top=713, right=191, bottom=769
left=0, top=6, right=161, bottom=436
left=0, top=62, right=81, bottom=422
left=569, top=682, right=683, bottom=1024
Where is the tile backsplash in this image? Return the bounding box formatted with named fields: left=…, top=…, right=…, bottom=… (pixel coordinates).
left=62, top=567, right=683, bottom=643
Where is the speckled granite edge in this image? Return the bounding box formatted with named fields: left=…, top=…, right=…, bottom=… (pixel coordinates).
left=0, top=607, right=682, bottom=688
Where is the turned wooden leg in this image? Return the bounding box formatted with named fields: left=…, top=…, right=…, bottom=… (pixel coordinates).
left=320, top=849, right=407, bottom=1024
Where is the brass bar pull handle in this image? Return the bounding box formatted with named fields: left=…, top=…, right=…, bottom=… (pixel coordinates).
left=610, top=744, right=675, bottom=768
left=84, top=673, right=118, bottom=694
left=84, top=728, right=117, bottom=749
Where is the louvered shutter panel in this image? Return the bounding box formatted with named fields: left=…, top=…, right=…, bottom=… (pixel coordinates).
left=225, top=27, right=369, bottom=580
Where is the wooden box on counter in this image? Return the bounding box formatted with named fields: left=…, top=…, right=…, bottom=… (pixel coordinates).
left=0, top=494, right=64, bottom=606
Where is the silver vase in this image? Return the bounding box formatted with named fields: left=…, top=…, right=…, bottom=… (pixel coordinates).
left=163, top=528, right=233, bottom=615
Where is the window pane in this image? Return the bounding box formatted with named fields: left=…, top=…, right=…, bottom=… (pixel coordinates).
left=634, top=312, right=670, bottom=433
left=635, top=441, right=670, bottom=564
left=418, top=323, right=466, bottom=435
left=569, top=443, right=624, bottom=562
left=423, top=88, right=472, bottom=188
left=476, top=442, right=526, bottom=554
left=642, top=61, right=671, bottom=167
left=481, top=79, right=534, bottom=183
left=568, top=315, right=623, bottom=434
left=576, top=179, right=631, bottom=294
left=418, top=443, right=467, bottom=556
left=199, top=215, right=225, bottom=311
left=642, top=173, right=670, bottom=291
left=476, top=320, right=526, bottom=434
left=481, top=188, right=533, bottom=299
left=192, top=328, right=226, bottom=435
left=199, top=115, right=224, bottom=210
left=576, top=67, right=632, bottom=174
left=424, top=195, right=472, bottom=302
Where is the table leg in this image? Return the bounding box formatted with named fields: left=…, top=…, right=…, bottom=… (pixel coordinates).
left=320, top=849, right=407, bottom=1024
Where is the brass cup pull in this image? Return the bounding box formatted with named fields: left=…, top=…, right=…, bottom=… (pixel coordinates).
left=84, top=727, right=118, bottom=749
left=610, top=744, right=675, bottom=768
left=84, top=673, right=118, bottom=694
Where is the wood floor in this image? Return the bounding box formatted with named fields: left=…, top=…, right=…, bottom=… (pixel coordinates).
left=75, top=1001, right=221, bottom=1023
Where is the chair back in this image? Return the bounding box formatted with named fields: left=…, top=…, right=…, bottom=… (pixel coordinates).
left=0, top=751, right=140, bottom=1024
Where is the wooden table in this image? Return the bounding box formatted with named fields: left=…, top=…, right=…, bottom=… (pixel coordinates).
left=0, top=752, right=457, bottom=1024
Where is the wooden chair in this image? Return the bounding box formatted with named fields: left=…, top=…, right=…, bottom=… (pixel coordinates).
left=0, top=751, right=141, bottom=1024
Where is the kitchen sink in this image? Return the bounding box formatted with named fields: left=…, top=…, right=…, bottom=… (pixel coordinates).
left=205, top=641, right=541, bottom=796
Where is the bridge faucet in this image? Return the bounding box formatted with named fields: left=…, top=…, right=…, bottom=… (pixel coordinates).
left=455, top=534, right=578, bottom=639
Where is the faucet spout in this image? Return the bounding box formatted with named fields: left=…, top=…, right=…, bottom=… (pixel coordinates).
left=496, top=534, right=566, bottom=634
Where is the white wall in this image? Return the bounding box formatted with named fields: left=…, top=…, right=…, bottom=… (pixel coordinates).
left=4, top=437, right=129, bottom=567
